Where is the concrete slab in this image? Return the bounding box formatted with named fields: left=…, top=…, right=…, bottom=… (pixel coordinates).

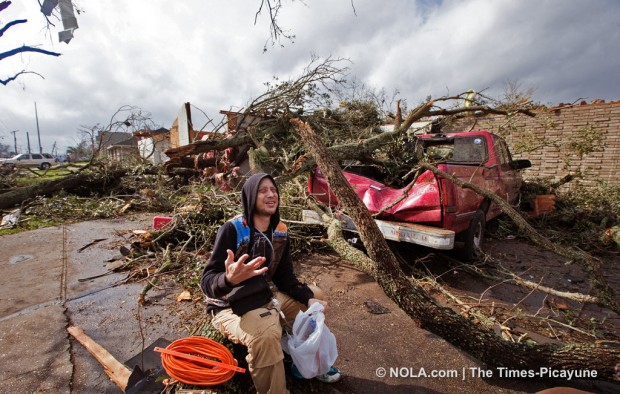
left=67, top=280, right=192, bottom=393
left=0, top=214, right=190, bottom=394
left=0, top=226, right=64, bottom=317
left=65, top=217, right=149, bottom=301
left=61, top=215, right=181, bottom=393
left=0, top=304, right=71, bottom=393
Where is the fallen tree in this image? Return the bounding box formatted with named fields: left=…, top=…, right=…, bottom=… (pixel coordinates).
left=0, top=169, right=128, bottom=210
left=157, top=56, right=618, bottom=348
left=160, top=56, right=617, bottom=311
left=291, top=117, right=619, bottom=380
left=164, top=88, right=536, bottom=182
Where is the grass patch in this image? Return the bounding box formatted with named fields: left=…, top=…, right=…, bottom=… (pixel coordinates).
left=0, top=216, right=63, bottom=236
left=12, top=165, right=90, bottom=187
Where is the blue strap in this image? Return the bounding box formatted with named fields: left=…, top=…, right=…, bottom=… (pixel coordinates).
left=231, top=216, right=250, bottom=250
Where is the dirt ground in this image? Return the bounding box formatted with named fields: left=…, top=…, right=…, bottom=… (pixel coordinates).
left=433, top=236, right=620, bottom=345
left=288, top=233, right=620, bottom=394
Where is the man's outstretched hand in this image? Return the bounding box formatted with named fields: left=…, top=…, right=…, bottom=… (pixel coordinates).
left=224, top=249, right=268, bottom=286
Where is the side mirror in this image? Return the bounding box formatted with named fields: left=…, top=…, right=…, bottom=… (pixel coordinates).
left=510, top=159, right=531, bottom=170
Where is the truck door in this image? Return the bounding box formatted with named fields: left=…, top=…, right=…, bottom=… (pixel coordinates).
left=492, top=135, right=520, bottom=206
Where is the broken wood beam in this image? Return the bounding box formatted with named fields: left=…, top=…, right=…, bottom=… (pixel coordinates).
left=67, top=325, right=132, bottom=392
left=164, top=133, right=253, bottom=158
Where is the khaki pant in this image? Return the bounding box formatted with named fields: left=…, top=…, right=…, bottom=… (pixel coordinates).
left=212, top=286, right=323, bottom=394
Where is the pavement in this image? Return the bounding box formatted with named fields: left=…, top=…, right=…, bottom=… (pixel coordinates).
left=0, top=215, right=617, bottom=393
left=0, top=214, right=189, bottom=394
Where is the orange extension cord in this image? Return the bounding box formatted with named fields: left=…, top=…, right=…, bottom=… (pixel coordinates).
left=154, top=336, right=246, bottom=386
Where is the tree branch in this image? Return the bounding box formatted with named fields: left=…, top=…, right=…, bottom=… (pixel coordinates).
left=0, top=1, right=11, bottom=13
left=0, top=45, right=61, bottom=61
left=0, top=18, right=26, bottom=37
left=0, top=70, right=44, bottom=86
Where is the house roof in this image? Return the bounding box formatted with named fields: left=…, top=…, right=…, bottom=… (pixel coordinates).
left=107, top=137, right=138, bottom=148
left=99, top=132, right=134, bottom=146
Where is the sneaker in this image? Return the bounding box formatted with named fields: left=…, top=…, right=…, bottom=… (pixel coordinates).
left=292, top=364, right=342, bottom=383
left=315, top=366, right=342, bottom=383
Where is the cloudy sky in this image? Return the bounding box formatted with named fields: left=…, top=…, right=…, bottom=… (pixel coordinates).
left=1, top=0, right=619, bottom=155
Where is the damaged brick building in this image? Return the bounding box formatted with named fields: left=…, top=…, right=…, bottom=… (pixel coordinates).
left=442, top=100, right=620, bottom=188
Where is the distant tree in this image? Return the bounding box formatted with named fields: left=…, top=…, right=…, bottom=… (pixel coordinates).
left=494, top=79, right=539, bottom=111
left=0, top=141, right=11, bottom=157
left=66, top=140, right=92, bottom=162
left=66, top=105, right=160, bottom=163
left=0, top=1, right=61, bottom=85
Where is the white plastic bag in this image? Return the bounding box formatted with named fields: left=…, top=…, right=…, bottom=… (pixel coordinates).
left=284, top=302, right=338, bottom=379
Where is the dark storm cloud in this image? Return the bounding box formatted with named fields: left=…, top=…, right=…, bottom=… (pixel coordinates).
left=1, top=0, right=618, bottom=153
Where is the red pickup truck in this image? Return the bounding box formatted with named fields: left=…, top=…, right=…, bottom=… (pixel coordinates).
left=305, top=130, right=531, bottom=259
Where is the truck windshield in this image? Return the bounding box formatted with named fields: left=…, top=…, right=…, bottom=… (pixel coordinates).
left=418, top=136, right=487, bottom=164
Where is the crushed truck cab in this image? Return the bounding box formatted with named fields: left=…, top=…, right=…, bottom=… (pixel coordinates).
left=306, top=130, right=531, bottom=259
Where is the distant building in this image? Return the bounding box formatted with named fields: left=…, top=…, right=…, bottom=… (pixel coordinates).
left=134, top=127, right=170, bottom=165
left=97, top=131, right=139, bottom=162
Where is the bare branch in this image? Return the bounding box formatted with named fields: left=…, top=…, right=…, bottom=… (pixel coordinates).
left=0, top=1, right=11, bottom=13
left=254, top=0, right=295, bottom=51
left=0, top=18, right=27, bottom=37
left=0, top=45, right=61, bottom=61
left=0, top=70, right=45, bottom=86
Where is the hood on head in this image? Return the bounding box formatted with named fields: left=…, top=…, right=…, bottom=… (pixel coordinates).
left=241, top=172, right=280, bottom=230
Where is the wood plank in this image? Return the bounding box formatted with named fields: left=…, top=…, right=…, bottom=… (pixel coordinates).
left=67, top=325, right=132, bottom=391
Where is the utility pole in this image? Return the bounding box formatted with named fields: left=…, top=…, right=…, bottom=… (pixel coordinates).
left=26, top=132, right=32, bottom=155
left=35, top=102, right=43, bottom=154
left=10, top=130, right=18, bottom=155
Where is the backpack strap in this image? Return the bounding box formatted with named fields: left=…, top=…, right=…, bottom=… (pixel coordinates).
left=231, top=215, right=251, bottom=253
left=267, top=222, right=288, bottom=278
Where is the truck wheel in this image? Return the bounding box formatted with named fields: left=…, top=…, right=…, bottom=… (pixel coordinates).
left=40, top=163, right=51, bottom=170
left=460, top=209, right=486, bottom=261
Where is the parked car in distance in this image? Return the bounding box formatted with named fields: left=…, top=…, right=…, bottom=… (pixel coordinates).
left=0, top=153, right=58, bottom=170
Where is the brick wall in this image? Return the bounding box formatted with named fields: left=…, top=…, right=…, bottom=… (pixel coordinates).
left=440, top=101, right=620, bottom=187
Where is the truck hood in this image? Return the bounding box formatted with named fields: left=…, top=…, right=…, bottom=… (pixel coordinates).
left=310, top=168, right=443, bottom=223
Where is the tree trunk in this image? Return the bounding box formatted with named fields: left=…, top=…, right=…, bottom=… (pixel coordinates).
left=290, top=117, right=619, bottom=380
left=0, top=170, right=127, bottom=209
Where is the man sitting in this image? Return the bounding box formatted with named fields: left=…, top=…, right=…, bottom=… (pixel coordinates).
left=201, top=172, right=341, bottom=393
